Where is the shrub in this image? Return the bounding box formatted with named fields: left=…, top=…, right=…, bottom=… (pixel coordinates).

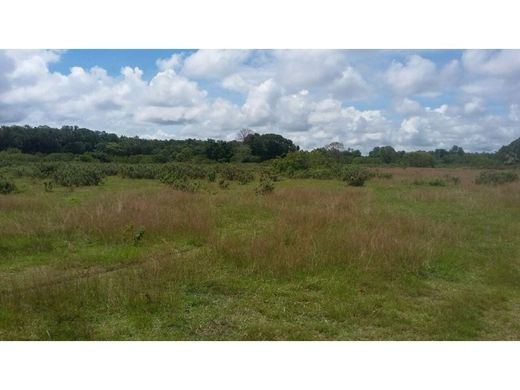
left=343, top=165, right=369, bottom=187
left=0, top=179, right=16, bottom=194
left=219, top=165, right=255, bottom=184
left=207, top=170, right=217, bottom=182
left=44, top=181, right=54, bottom=192
left=475, top=170, right=519, bottom=185
left=167, top=177, right=200, bottom=193
left=412, top=178, right=446, bottom=187
left=119, top=164, right=161, bottom=179
left=218, top=179, right=230, bottom=189
left=255, top=174, right=275, bottom=195
left=53, top=165, right=103, bottom=187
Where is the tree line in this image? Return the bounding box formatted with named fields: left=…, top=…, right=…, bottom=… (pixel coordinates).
left=0, top=125, right=519, bottom=167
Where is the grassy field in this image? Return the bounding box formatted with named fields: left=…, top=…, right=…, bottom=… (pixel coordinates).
left=1, top=167, right=520, bottom=340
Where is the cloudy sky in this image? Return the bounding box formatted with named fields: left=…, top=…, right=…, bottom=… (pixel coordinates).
left=0, top=49, right=519, bottom=152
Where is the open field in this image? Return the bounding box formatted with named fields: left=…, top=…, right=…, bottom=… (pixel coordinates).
left=1, top=167, right=520, bottom=340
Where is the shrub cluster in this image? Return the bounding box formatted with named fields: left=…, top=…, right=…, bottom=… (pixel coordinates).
left=218, top=165, right=255, bottom=184
left=52, top=165, right=104, bottom=187
left=412, top=178, right=446, bottom=187
left=475, top=170, right=519, bottom=185
left=0, top=178, right=16, bottom=194
left=255, top=174, right=275, bottom=195
left=343, top=165, right=369, bottom=187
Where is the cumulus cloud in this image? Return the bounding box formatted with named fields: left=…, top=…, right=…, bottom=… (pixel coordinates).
left=384, top=55, right=439, bottom=96
left=182, top=49, right=251, bottom=78
left=1, top=49, right=519, bottom=152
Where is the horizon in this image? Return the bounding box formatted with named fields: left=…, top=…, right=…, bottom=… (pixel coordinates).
left=1, top=49, right=520, bottom=153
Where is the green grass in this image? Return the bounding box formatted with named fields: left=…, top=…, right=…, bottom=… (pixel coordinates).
left=1, top=168, right=520, bottom=340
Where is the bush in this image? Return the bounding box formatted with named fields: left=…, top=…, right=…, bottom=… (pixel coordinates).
left=207, top=170, right=217, bottom=182
left=255, top=174, right=274, bottom=195
left=53, top=165, right=104, bottom=187
left=219, top=165, right=255, bottom=184
left=343, top=165, right=369, bottom=187
left=167, top=177, right=200, bottom=193
left=475, top=170, right=519, bottom=185
left=218, top=179, right=230, bottom=189
left=0, top=179, right=16, bottom=194
left=412, top=178, right=446, bottom=187
left=119, top=164, right=161, bottom=179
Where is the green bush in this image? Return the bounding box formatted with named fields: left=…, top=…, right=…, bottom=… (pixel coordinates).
left=255, top=174, right=275, bottom=195
left=218, top=179, right=230, bottom=189
left=53, top=165, right=104, bottom=187
left=167, top=177, right=200, bottom=193
left=0, top=179, right=16, bottom=194
left=219, top=165, right=254, bottom=184
left=119, top=164, right=161, bottom=179
left=475, top=170, right=519, bottom=185
left=207, top=170, right=217, bottom=182
left=343, top=165, right=369, bottom=187
left=412, top=178, right=446, bottom=187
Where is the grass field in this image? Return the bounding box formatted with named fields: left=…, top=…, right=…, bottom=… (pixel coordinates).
left=1, top=167, right=520, bottom=340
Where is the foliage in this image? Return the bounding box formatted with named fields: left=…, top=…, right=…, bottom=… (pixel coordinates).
left=412, top=178, right=446, bottom=187
left=343, top=165, right=370, bottom=186
left=218, top=179, right=230, bottom=189
left=403, top=151, right=435, bottom=167
left=0, top=178, right=16, bottom=194
left=243, top=132, right=298, bottom=161
left=255, top=174, right=275, bottom=195
left=53, top=165, right=104, bottom=187
left=218, top=165, right=255, bottom=184
left=475, top=170, right=519, bottom=185
left=497, top=137, right=520, bottom=164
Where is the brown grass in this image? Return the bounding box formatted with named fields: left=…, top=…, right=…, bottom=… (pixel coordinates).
left=212, top=187, right=450, bottom=275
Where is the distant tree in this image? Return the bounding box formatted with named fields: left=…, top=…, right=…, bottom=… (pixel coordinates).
left=206, top=139, right=233, bottom=162
left=245, top=133, right=299, bottom=161
left=450, top=145, right=465, bottom=156
left=404, top=151, right=435, bottom=167
left=369, top=146, right=399, bottom=164
left=236, top=128, right=254, bottom=143
left=497, top=137, right=520, bottom=164
left=324, top=142, right=345, bottom=152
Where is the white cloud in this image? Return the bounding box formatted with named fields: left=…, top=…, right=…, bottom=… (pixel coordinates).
left=329, top=66, right=371, bottom=100
left=464, top=98, right=485, bottom=115
left=241, top=78, right=281, bottom=126
left=462, top=50, right=520, bottom=78
left=182, top=49, right=251, bottom=78
left=384, top=55, right=437, bottom=96
left=156, top=53, right=183, bottom=71
left=1, top=49, right=519, bottom=152
left=394, top=98, right=423, bottom=115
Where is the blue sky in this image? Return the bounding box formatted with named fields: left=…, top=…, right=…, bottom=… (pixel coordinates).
left=1, top=49, right=519, bottom=152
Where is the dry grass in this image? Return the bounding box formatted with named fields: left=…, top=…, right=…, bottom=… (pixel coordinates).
left=212, top=187, right=450, bottom=275
left=1, top=171, right=519, bottom=340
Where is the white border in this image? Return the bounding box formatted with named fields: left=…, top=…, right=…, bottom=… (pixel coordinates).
left=0, top=341, right=518, bottom=389
left=1, top=0, right=519, bottom=48
left=1, top=1, right=519, bottom=388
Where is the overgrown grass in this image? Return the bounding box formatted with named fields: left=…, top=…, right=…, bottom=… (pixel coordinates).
left=1, top=168, right=520, bottom=340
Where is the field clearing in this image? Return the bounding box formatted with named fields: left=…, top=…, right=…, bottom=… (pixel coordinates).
left=1, top=167, right=520, bottom=340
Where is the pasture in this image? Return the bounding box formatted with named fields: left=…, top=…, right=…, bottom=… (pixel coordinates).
left=1, top=166, right=519, bottom=340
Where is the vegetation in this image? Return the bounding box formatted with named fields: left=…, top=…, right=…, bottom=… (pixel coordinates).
left=0, top=178, right=16, bottom=194
left=343, top=165, right=369, bottom=186
left=1, top=126, right=520, bottom=340
left=475, top=170, right=519, bottom=185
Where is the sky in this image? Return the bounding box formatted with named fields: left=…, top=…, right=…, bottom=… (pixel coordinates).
left=1, top=49, right=519, bottom=152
